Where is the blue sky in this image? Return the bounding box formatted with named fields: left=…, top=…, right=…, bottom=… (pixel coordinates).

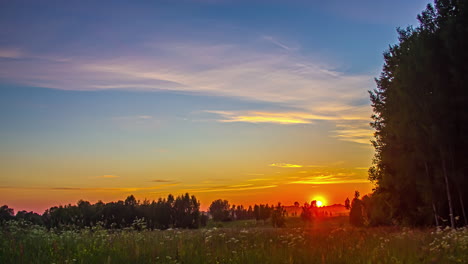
left=0, top=0, right=430, bottom=212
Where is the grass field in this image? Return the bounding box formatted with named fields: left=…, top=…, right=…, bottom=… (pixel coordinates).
left=1, top=216, right=467, bottom=264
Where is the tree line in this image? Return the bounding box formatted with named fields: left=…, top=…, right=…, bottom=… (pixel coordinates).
left=368, top=0, right=468, bottom=227
left=207, top=199, right=327, bottom=227
left=208, top=199, right=287, bottom=227
left=1, top=196, right=313, bottom=229
left=1, top=194, right=202, bottom=230
left=0, top=195, right=289, bottom=229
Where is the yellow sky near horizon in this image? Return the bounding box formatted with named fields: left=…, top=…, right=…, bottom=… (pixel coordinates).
left=0, top=0, right=411, bottom=215
left=1, top=162, right=374, bottom=213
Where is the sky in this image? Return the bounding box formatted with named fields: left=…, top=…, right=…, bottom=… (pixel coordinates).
left=0, top=0, right=430, bottom=213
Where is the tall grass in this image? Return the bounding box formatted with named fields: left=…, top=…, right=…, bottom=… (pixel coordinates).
left=1, top=217, right=467, bottom=263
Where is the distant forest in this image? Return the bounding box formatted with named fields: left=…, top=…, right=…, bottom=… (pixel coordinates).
left=367, top=0, right=468, bottom=227
left=1, top=194, right=202, bottom=230
left=0, top=195, right=297, bottom=230
left=0, top=193, right=342, bottom=230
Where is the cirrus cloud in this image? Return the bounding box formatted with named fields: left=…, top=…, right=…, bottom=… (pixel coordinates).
left=269, top=163, right=303, bottom=168
left=0, top=37, right=374, bottom=144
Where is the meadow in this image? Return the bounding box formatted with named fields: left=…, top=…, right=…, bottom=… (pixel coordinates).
left=1, top=216, right=467, bottom=264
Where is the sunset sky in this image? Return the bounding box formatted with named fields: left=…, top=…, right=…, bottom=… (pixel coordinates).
left=0, top=0, right=429, bottom=213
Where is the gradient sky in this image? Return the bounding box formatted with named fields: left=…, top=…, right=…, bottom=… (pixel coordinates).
left=0, top=0, right=429, bottom=213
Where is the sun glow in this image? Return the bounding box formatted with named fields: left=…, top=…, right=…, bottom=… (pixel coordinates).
left=311, top=196, right=327, bottom=207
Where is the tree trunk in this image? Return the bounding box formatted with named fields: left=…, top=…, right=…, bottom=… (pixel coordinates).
left=424, top=162, right=439, bottom=226
left=442, top=158, right=455, bottom=228
left=449, top=148, right=466, bottom=226
left=457, top=186, right=468, bottom=226
left=432, top=202, right=439, bottom=227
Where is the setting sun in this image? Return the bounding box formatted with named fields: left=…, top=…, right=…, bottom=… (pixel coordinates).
left=311, top=196, right=327, bottom=207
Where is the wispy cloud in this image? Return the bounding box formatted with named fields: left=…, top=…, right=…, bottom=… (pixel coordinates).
left=182, top=184, right=277, bottom=193
left=261, top=35, right=296, bottom=51
left=332, top=121, right=373, bottom=145
left=268, top=163, right=324, bottom=168
left=0, top=183, right=180, bottom=192
left=288, top=172, right=369, bottom=185
left=136, top=115, right=153, bottom=119
left=204, top=110, right=369, bottom=127
left=247, top=178, right=274, bottom=181
left=229, top=183, right=254, bottom=188
left=355, top=167, right=369, bottom=170
left=291, top=179, right=369, bottom=184
left=151, top=179, right=173, bottom=183
left=270, top=163, right=303, bottom=168
left=0, top=48, right=23, bottom=58
left=0, top=40, right=372, bottom=108
left=206, top=111, right=313, bottom=124
left=0, top=38, right=374, bottom=144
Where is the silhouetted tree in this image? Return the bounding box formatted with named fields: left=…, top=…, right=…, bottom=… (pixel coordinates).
left=173, top=193, right=200, bottom=228
left=247, top=205, right=253, bottom=219
left=0, top=205, right=14, bottom=222
left=252, top=204, right=272, bottom=224
left=209, top=199, right=231, bottom=221
left=369, top=0, right=468, bottom=227
left=15, top=210, right=43, bottom=225
left=271, top=203, right=286, bottom=228
left=344, top=198, right=350, bottom=210
left=300, top=202, right=315, bottom=223
left=38, top=193, right=201, bottom=230
left=349, top=191, right=365, bottom=227
left=200, top=212, right=208, bottom=227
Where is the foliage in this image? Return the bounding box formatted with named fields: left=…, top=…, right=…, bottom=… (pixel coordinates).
left=200, top=213, right=208, bottom=227
left=209, top=199, right=231, bottom=222
left=1, top=217, right=467, bottom=263
left=254, top=204, right=272, bottom=223
left=3, top=193, right=201, bottom=231
left=344, top=198, right=350, bottom=210
left=271, top=203, right=286, bottom=228
left=15, top=210, right=43, bottom=226
left=349, top=191, right=365, bottom=227
left=173, top=193, right=200, bottom=229
left=369, top=0, right=468, bottom=227
left=300, top=201, right=318, bottom=223
left=1, top=197, right=285, bottom=233
left=0, top=205, right=14, bottom=222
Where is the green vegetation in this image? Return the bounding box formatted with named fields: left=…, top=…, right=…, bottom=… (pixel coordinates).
left=1, top=217, right=467, bottom=264
left=0, top=195, right=287, bottom=231
left=369, top=0, right=468, bottom=227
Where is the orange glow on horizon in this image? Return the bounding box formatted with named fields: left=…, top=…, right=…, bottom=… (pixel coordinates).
left=0, top=180, right=374, bottom=213
left=311, top=195, right=327, bottom=207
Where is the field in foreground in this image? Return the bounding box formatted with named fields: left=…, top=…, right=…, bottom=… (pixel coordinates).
left=1, top=217, right=467, bottom=264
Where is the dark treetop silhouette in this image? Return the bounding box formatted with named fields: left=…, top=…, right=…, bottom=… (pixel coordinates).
left=368, top=0, right=468, bottom=227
